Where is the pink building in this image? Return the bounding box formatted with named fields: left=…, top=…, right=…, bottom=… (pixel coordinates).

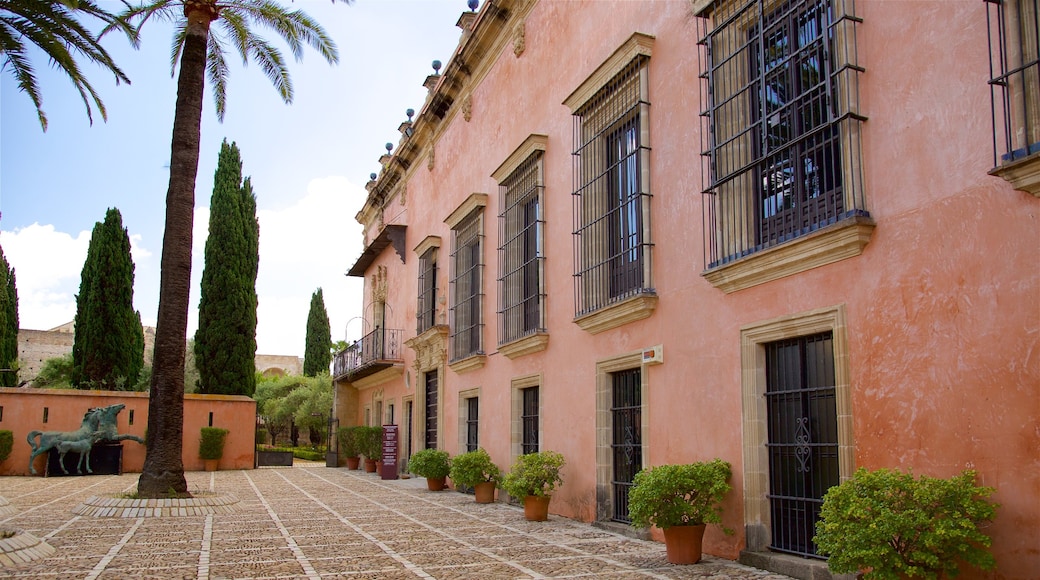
left=333, top=1, right=1039, bottom=577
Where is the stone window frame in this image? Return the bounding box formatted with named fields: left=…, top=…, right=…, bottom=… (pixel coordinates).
left=509, top=374, right=542, bottom=465
left=415, top=236, right=442, bottom=334
left=593, top=351, right=649, bottom=522
left=457, top=387, right=481, bottom=453
left=494, top=134, right=550, bottom=357
left=445, top=194, right=489, bottom=372
left=738, top=304, right=855, bottom=553
left=564, top=33, right=658, bottom=335
left=696, top=0, right=873, bottom=294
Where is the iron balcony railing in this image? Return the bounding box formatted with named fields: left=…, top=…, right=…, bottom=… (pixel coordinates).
left=333, top=328, right=403, bottom=380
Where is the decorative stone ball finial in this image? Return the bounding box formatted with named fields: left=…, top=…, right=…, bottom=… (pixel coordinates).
left=385, top=143, right=394, bottom=154
left=370, top=173, right=378, bottom=181
left=468, top=0, right=479, bottom=11
left=406, top=108, right=415, bottom=122
left=432, top=60, right=442, bottom=74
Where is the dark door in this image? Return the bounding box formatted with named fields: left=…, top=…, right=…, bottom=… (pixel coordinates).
left=766, top=332, right=839, bottom=557
left=611, top=368, right=642, bottom=523
left=404, top=401, right=413, bottom=462
left=424, top=372, right=438, bottom=449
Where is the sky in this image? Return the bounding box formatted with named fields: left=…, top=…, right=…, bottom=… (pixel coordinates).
left=0, top=0, right=470, bottom=362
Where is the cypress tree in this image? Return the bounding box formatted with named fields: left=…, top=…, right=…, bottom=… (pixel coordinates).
left=0, top=244, right=19, bottom=387
left=194, top=140, right=259, bottom=396
left=303, top=288, right=331, bottom=376
left=72, top=208, right=144, bottom=389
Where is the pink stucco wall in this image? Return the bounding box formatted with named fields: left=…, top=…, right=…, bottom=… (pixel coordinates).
left=0, top=388, right=256, bottom=475
left=337, top=1, right=1038, bottom=577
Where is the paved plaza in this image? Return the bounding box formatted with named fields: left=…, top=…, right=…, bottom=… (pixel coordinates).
left=0, top=462, right=795, bottom=579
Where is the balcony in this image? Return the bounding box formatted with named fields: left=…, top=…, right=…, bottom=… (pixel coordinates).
left=333, top=328, right=404, bottom=382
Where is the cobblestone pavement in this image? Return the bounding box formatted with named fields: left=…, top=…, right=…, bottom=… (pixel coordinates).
left=0, top=463, right=795, bottom=579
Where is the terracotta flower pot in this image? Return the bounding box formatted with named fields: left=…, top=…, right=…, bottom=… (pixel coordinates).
left=345, top=456, right=360, bottom=470
left=474, top=481, right=496, bottom=503
left=426, top=476, right=447, bottom=491
left=662, top=524, right=706, bottom=565
left=375, top=461, right=383, bottom=476
left=523, top=495, right=551, bottom=521
left=203, top=459, right=219, bottom=472
left=364, top=458, right=377, bottom=473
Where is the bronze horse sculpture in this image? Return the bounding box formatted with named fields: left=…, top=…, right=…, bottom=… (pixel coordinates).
left=26, top=404, right=144, bottom=475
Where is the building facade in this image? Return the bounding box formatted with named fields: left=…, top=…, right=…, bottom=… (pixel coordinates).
left=333, top=1, right=1039, bottom=577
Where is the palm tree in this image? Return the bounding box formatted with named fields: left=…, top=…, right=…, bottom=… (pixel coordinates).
left=0, top=0, right=135, bottom=131
left=120, top=0, right=343, bottom=497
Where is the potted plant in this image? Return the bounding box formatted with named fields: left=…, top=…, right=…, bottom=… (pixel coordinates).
left=500, top=450, right=565, bottom=521
left=814, top=467, right=998, bottom=579
left=198, top=427, right=229, bottom=471
left=449, top=448, right=501, bottom=503
left=628, top=459, right=732, bottom=564
left=338, top=426, right=361, bottom=470
left=355, top=426, right=383, bottom=473
left=407, top=448, right=451, bottom=491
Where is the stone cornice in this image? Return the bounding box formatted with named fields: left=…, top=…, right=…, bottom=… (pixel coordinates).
left=574, top=294, right=658, bottom=335
left=563, top=32, right=655, bottom=113
left=702, top=217, right=876, bottom=293
left=405, top=325, right=449, bottom=373
left=359, top=0, right=537, bottom=230
left=498, top=333, right=549, bottom=359
left=350, top=366, right=405, bottom=391
left=449, top=353, right=487, bottom=374
left=989, top=151, right=1040, bottom=197
left=413, top=235, right=442, bottom=258
left=492, top=134, right=548, bottom=183
left=444, top=193, right=489, bottom=228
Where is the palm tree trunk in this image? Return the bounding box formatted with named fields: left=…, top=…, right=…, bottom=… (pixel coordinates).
left=138, top=9, right=212, bottom=498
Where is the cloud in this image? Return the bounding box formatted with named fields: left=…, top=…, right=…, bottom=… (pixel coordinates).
left=253, top=176, right=365, bottom=356
left=2, top=223, right=90, bottom=330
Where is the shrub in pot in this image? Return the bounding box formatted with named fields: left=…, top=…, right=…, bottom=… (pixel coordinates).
left=500, top=450, right=565, bottom=521
left=337, top=426, right=361, bottom=469
left=0, top=430, right=12, bottom=464
left=628, top=459, right=732, bottom=564
left=199, top=427, right=229, bottom=471
left=407, top=448, right=451, bottom=490
left=355, top=426, right=382, bottom=472
left=449, top=448, right=501, bottom=503
left=814, top=467, right=998, bottom=580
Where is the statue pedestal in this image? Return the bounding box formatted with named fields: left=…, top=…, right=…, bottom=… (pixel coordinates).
left=45, top=442, right=124, bottom=477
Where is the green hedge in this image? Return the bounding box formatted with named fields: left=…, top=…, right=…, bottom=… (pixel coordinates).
left=0, top=430, right=12, bottom=463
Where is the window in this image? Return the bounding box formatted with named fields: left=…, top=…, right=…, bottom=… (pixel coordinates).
left=698, top=0, right=871, bottom=290
left=498, top=150, right=546, bottom=345
left=466, top=397, right=479, bottom=452
left=417, top=247, right=438, bottom=334
left=988, top=0, right=1040, bottom=196
left=521, top=386, right=539, bottom=455
left=570, top=54, right=653, bottom=319
left=449, top=211, right=484, bottom=361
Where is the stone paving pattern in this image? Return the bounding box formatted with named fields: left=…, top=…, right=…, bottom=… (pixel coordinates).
left=0, top=463, right=795, bottom=579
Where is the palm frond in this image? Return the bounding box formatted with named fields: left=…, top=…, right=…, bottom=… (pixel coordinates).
left=0, top=39, right=47, bottom=129
left=231, top=0, right=339, bottom=64
left=206, top=32, right=230, bottom=121
left=0, top=0, right=134, bottom=129
left=169, top=19, right=187, bottom=78
left=244, top=34, right=290, bottom=103
left=216, top=9, right=251, bottom=66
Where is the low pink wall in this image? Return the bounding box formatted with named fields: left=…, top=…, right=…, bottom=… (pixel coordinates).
left=0, top=388, right=256, bottom=476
